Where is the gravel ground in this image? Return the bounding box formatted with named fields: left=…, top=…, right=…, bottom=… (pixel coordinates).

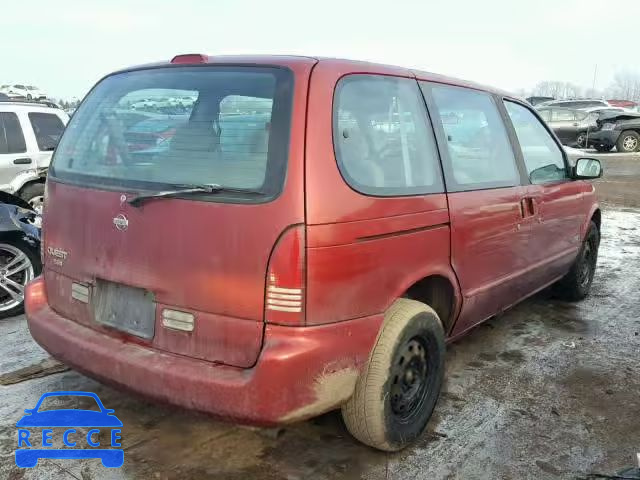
left=0, top=151, right=638, bottom=479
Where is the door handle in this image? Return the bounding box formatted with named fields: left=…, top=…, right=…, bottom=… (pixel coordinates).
left=520, top=197, right=536, bottom=217
left=13, top=158, right=32, bottom=165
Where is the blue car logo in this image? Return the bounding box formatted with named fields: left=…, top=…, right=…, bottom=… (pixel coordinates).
left=15, top=391, right=123, bottom=468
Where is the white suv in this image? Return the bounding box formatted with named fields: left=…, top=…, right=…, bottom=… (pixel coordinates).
left=0, top=102, right=69, bottom=212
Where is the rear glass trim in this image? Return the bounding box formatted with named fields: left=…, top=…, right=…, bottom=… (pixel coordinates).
left=49, top=65, right=295, bottom=205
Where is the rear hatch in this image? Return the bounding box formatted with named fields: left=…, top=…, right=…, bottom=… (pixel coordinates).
left=43, top=63, right=301, bottom=367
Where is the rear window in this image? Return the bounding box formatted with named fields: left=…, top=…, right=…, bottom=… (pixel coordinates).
left=51, top=66, right=293, bottom=200
left=29, top=112, right=65, bottom=151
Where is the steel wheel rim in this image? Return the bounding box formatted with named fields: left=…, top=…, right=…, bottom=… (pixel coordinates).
left=576, top=134, right=586, bottom=147
left=0, top=244, right=34, bottom=311
left=390, top=337, right=429, bottom=421
left=623, top=136, right=638, bottom=151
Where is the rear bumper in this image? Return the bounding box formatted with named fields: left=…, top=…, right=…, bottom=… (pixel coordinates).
left=25, top=277, right=382, bottom=425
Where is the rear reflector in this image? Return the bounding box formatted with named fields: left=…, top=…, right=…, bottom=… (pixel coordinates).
left=170, top=54, right=208, bottom=64
left=71, top=283, right=90, bottom=303
left=266, top=286, right=302, bottom=312
left=162, top=309, right=195, bottom=332
left=265, top=226, right=305, bottom=325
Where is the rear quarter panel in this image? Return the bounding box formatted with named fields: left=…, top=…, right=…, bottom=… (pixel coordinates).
left=304, top=60, right=460, bottom=327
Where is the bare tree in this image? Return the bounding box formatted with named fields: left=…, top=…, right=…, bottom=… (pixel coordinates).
left=531, top=81, right=582, bottom=99
left=605, top=71, right=640, bottom=102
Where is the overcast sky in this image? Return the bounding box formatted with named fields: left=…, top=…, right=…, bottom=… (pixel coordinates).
left=2, top=0, right=639, bottom=100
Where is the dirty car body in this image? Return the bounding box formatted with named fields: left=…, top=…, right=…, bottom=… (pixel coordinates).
left=25, top=55, right=602, bottom=449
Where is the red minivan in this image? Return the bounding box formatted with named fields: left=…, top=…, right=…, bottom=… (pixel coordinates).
left=25, top=55, right=603, bottom=451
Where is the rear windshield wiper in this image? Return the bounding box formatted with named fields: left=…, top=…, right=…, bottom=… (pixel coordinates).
left=127, top=184, right=263, bottom=207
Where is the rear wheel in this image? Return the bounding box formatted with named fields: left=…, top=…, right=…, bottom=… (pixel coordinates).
left=0, top=240, right=40, bottom=319
left=341, top=299, right=445, bottom=451
left=616, top=130, right=640, bottom=153
left=554, top=221, right=599, bottom=301
left=19, top=183, right=45, bottom=216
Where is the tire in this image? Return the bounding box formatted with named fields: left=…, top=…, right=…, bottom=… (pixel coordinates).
left=19, top=183, right=45, bottom=215
left=26, top=94, right=32, bottom=100
left=595, top=145, right=613, bottom=153
left=0, top=239, right=41, bottom=319
left=554, top=221, right=599, bottom=301
left=341, top=298, right=445, bottom=451
left=616, top=130, right=640, bottom=153
left=575, top=132, right=587, bottom=148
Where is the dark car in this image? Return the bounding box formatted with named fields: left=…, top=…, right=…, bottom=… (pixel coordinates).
left=537, top=107, right=593, bottom=147
left=587, top=111, right=640, bottom=152
left=0, top=191, right=41, bottom=318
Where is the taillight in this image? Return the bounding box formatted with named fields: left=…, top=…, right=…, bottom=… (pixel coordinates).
left=170, top=54, right=208, bottom=64
left=265, top=226, right=305, bottom=326
left=39, top=183, right=48, bottom=263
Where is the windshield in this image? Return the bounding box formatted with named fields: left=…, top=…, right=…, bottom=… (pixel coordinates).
left=51, top=66, right=293, bottom=198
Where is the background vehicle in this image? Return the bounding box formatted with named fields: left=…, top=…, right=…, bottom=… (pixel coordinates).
left=1, top=85, right=44, bottom=100
left=0, top=102, right=69, bottom=211
left=536, top=98, right=610, bottom=109
left=537, top=107, right=591, bottom=147
left=25, top=86, right=47, bottom=100
left=1, top=85, right=26, bottom=100
left=526, top=96, right=555, bottom=106
left=26, top=55, right=602, bottom=452
left=607, top=99, right=637, bottom=110
left=0, top=191, right=40, bottom=319
left=587, top=111, right=640, bottom=152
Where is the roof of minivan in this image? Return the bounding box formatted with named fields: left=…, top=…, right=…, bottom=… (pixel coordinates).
left=112, top=55, right=519, bottom=100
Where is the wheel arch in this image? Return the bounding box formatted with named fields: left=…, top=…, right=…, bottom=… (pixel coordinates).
left=399, top=271, right=462, bottom=336
left=17, top=178, right=45, bottom=197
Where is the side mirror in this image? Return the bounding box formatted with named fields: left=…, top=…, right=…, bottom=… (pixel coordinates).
left=573, top=158, right=603, bottom=179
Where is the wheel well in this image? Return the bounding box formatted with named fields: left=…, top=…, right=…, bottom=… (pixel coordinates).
left=18, top=179, right=45, bottom=194
left=405, top=275, right=455, bottom=333
left=591, top=209, right=601, bottom=232
left=17, top=180, right=45, bottom=201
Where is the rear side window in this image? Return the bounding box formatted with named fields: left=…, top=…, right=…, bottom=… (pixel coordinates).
left=504, top=101, right=567, bottom=184
left=28, top=113, right=65, bottom=151
left=333, top=75, right=443, bottom=196
left=424, top=83, right=520, bottom=191
left=0, top=112, right=27, bottom=154
left=51, top=66, right=293, bottom=200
